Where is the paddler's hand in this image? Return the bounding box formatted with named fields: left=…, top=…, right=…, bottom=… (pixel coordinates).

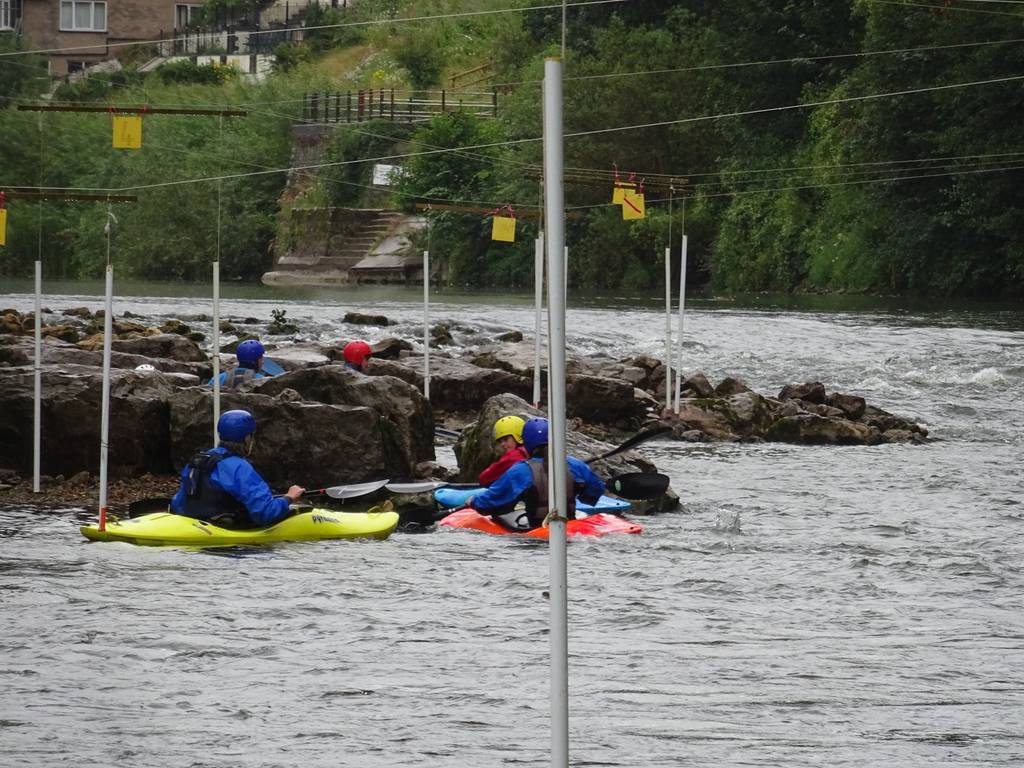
left=285, top=485, right=305, bottom=502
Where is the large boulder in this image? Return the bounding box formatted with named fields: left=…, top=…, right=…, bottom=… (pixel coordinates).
left=167, top=388, right=410, bottom=487
left=0, top=334, right=209, bottom=378
left=765, top=413, right=882, bottom=445
left=251, top=365, right=434, bottom=465
left=0, top=364, right=174, bottom=477
left=79, top=333, right=208, bottom=363
left=368, top=355, right=533, bottom=413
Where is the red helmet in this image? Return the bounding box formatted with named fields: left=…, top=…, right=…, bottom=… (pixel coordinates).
left=343, top=340, right=372, bottom=366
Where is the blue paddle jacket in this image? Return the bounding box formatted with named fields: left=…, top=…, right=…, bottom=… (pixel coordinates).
left=170, top=446, right=290, bottom=527
left=470, top=456, right=605, bottom=514
left=208, top=366, right=266, bottom=388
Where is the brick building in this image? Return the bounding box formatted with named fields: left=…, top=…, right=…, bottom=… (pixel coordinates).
left=6, top=0, right=203, bottom=74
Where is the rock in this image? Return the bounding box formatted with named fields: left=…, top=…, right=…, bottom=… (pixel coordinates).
left=66, top=470, right=91, bottom=486
left=344, top=312, right=390, bottom=326
left=167, top=388, right=410, bottom=487
left=881, top=428, right=927, bottom=444
left=266, top=343, right=330, bottom=371
left=496, top=330, right=523, bottom=343
left=41, top=324, right=81, bottom=343
left=765, top=413, right=881, bottom=445
left=565, top=374, right=647, bottom=428
left=680, top=372, right=714, bottom=397
left=0, top=347, right=29, bottom=366
left=252, top=365, right=435, bottom=466
left=370, top=337, right=413, bottom=360
left=369, top=355, right=533, bottom=414
left=777, top=399, right=802, bottom=417
left=63, top=307, right=93, bottom=318
left=828, top=392, right=866, bottom=420
left=715, top=376, right=752, bottom=397
left=108, top=333, right=207, bottom=363
left=160, top=319, right=192, bottom=336
left=779, top=381, right=827, bottom=404
left=0, top=364, right=175, bottom=478
left=430, top=323, right=454, bottom=346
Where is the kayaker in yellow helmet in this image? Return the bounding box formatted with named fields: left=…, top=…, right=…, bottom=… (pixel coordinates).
left=170, top=409, right=304, bottom=528
left=469, top=417, right=605, bottom=530
left=478, top=415, right=529, bottom=485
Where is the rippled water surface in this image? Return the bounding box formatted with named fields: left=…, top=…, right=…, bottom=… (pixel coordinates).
left=1, top=283, right=1023, bottom=766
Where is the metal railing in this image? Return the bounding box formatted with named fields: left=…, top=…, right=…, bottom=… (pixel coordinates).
left=302, top=89, right=500, bottom=124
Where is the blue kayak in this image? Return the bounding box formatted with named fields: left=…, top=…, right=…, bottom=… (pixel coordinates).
left=434, top=486, right=631, bottom=513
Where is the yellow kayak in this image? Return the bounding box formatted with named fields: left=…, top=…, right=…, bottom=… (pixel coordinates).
left=80, top=509, right=400, bottom=547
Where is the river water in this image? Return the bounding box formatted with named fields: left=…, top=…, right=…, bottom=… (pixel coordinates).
left=1, top=282, right=1022, bottom=767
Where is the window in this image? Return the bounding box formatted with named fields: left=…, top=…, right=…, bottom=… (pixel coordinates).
left=60, top=0, right=106, bottom=32
left=0, top=0, right=12, bottom=30
left=175, top=4, right=201, bottom=28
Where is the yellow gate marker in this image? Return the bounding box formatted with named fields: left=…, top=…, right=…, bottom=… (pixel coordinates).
left=622, top=190, right=645, bottom=220
left=491, top=204, right=517, bottom=242
left=112, top=114, right=143, bottom=149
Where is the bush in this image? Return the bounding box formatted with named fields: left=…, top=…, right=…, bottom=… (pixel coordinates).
left=156, top=60, right=238, bottom=85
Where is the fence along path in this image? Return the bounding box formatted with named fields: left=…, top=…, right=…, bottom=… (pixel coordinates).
left=302, top=89, right=500, bottom=123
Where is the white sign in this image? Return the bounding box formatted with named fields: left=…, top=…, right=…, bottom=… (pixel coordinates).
left=372, top=164, right=399, bottom=186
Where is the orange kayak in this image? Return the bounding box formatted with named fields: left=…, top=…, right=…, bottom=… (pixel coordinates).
left=438, top=509, right=642, bottom=538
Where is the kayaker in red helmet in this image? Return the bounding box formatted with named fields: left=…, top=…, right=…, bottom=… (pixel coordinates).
left=343, top=339, right=372, bottom=372
left=467, top=417, right=605, bottom=530
left=170, top=409, right=304, bottom=528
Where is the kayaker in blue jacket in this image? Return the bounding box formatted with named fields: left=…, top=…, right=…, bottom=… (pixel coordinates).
left=211, top=339, right=271, bottom=389
left=468, top=417, right=605, bottom=529
left=170, top=409, right=304, bottom=528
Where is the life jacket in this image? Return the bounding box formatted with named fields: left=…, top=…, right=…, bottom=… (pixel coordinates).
left=181, top=449, right=249, bottom=528
left=223, top=366, right=259, bottom=389
left=516, top=459, right=578, bottom=529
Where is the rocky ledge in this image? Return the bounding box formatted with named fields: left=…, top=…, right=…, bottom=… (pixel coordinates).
left=0, top=306, right=928, bottom=508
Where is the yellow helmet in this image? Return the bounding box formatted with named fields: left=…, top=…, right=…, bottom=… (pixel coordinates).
left=493, top=415, right=525, bottom=444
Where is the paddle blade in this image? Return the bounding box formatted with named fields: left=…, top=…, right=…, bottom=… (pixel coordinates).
left=385, top=481, right=449, bottom=495
left=322, top=479, right=390, bottom=499
left=608, top=472, right=670, bottom=500
left=587, top=425, right=672, bottom=464
left=260, top=357, right=285, bottom=376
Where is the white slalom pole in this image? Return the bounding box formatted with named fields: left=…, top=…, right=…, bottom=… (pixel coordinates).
left=212, top=260, right=221, bottom=446
left=533, top=235, right=543, bottom=407
left=675, top=235, right=689, bottom=413
left=664, top=246, right=672, bottom=413
left=98, top=265, right=113, bottom=532
left=543, top=56, right=569, bottom=768
left=33, top=260, right=42, bottom=493
left=423, top=249, right=431, bottom=400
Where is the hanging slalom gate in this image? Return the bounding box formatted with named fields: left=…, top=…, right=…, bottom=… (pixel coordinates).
left=302, top=88, right=500, bottom=124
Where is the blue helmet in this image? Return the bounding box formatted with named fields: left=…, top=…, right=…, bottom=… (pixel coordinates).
left=522, top=417, right=549, bottom=455
left=236, top=339, right=265, bottom=367
left=218, top=409, right=257, bottom=442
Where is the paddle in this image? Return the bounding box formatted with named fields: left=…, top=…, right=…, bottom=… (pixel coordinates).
left=607, top=472, right=671, bottom=500
left=128, top=478, right=392, bottom=517
left=584, top=425, right=672, bottom=464
left=384, top=481, right=449, bottom=494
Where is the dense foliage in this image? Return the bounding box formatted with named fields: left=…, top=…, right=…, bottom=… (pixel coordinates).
left=2, top=1, right=1023, bottom=296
